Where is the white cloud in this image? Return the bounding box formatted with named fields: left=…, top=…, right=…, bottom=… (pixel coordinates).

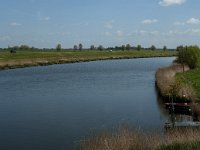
left=104, top=23, right=113, bottom=29
left=10, top=22, right=22, bottom=26
left=116, top=30, right=123, bottom=37
left=164, top=29, right=200, bottom=36
left=104, top=20, right=115, bottom=29
left=135, top=30, right=147, bottom=35
left=184, top=29, right=200, bottom=34
left=105, top=32, right=112, bottom=36
left=186, top=18, right=200, bottom=24
left=174, top=18, right=200, bottom=26
left=37, top=12, right=51, bottom=21
left=142, top=19, right=158, bottom=24
left=44, top=17, right=50, bottom=21
left=168, top=30, right=179, bottom=35
left=135, top=30, right=160, bottom=36
left=159, top=0, right=186, bottom=6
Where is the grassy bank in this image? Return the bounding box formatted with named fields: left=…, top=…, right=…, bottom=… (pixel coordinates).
left=176, top=69, right=200, bottom=101
left=154, top=46, right=200, bottom=149
left=156, top=46, right=200, bottom=102
left=0, top=50, right=176, bottom=70
left=155, top=63, right=193, bottom=101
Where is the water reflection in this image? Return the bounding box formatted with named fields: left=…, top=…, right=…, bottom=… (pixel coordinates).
left=156, top=93, right=200, bottom=129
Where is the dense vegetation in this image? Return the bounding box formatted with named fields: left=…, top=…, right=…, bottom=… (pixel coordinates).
left=175, top=45, right=200, bottom=101
left=156, top=45, right=200, bottom=102
left=176, top=45, right=200, bottom=69
left=0, top=43, right=172, bottom=52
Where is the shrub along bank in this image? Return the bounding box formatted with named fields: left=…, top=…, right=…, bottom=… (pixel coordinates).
left=156, top=45, right=200, bottom=102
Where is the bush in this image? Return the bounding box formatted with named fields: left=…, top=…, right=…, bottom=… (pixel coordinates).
left=177, top=45, right=200, bottom=69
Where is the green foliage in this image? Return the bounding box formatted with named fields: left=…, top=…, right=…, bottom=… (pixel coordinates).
left=74, top=45, right=78, bottom=50
left=121, top=45, right=126, bottom=51
left=137, top=45, right=142, bottom=51
left=90, top=45, right=95, bottom=50
left=126, top=44, right=131, bottom=50
left=7, top=45, right=38, bottom=51
left=177, top=45, right=200, bottom=69
left=176, top=45, right=184, bottom=51
left=97, top=45, right=104, bottom=51
left=56, top=44, right=61, bottom=51
left=79, top=43, right=83, bottom=51
left=150, top=45, right=156, bottom=51
left=163, top=46, right=167, bottom=51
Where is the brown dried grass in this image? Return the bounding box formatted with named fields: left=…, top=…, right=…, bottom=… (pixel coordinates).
left=155, top=63, right=190, bottom=99
left=80, top=128, right=200, bottom=150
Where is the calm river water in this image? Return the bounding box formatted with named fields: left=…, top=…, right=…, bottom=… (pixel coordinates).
left=0, top=57, right=175, bottom=150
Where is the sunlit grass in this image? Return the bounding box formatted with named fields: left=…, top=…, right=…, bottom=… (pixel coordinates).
left=0, top=50, right=176, bottom=61
left=0, top=50, right=176, bottom=70
left=176, top=69, right=200, bottom=101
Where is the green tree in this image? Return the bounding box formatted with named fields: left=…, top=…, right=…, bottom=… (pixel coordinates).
left=122, top=45, right=126, bottom=51
left=90, top=45, right=95, bottom=50
left=115, top=46, right=120, bottom=50
left=150, top=45, right=156, bottom=51
left=126, top=44, right=131, bottom=50
left=177, top=45, right=200, bottom=69
left=176, top=45, right=184, bottom=51
left=74, top=45, right=78, bottom=50
left=97, top=45, right=104, bottom=51
left=137, top=45, right=142, bottom=51
left=163, top=46, right=167, bottom=51
left=56, top=44, right=61, bottom=51
left=19, top=45, right=30, bottom=50
left=79, top=43, right=83, bottom=51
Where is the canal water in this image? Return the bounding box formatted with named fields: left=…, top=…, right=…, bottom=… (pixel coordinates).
left=0, top=57, right=176, bottom=150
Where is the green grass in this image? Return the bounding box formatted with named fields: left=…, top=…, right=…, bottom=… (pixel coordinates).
left=176, top=68, right=200, bottom=101
left=0, top=50, right=176, bottom=61
left=158, top=142, right=200, bottom=150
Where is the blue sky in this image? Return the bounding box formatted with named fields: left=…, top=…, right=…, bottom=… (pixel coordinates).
left=0, top=0, right=200, bottom=48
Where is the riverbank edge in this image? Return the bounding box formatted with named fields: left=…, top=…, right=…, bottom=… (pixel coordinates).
left=0, top=55, right=175, bottom=71
left=154, top=63, right=200, bottom=149
left=155, top=63, right=195, bottom=101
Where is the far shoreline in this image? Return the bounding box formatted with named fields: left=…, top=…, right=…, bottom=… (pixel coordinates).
left=0, top=50, right=176, bottom=71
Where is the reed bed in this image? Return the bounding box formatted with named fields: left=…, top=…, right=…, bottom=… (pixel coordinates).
left=80, top=128, right=200, bottom=150
left=155, top=64, right=194, bottom=100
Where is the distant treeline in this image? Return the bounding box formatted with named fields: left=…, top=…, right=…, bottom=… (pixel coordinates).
left=0, top=44, right=176, bottom=52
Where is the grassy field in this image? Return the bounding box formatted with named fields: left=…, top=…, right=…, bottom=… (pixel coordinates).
left=0, top=50, right=176, bottom=70
left=0, top=50, right=176, bottom=61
